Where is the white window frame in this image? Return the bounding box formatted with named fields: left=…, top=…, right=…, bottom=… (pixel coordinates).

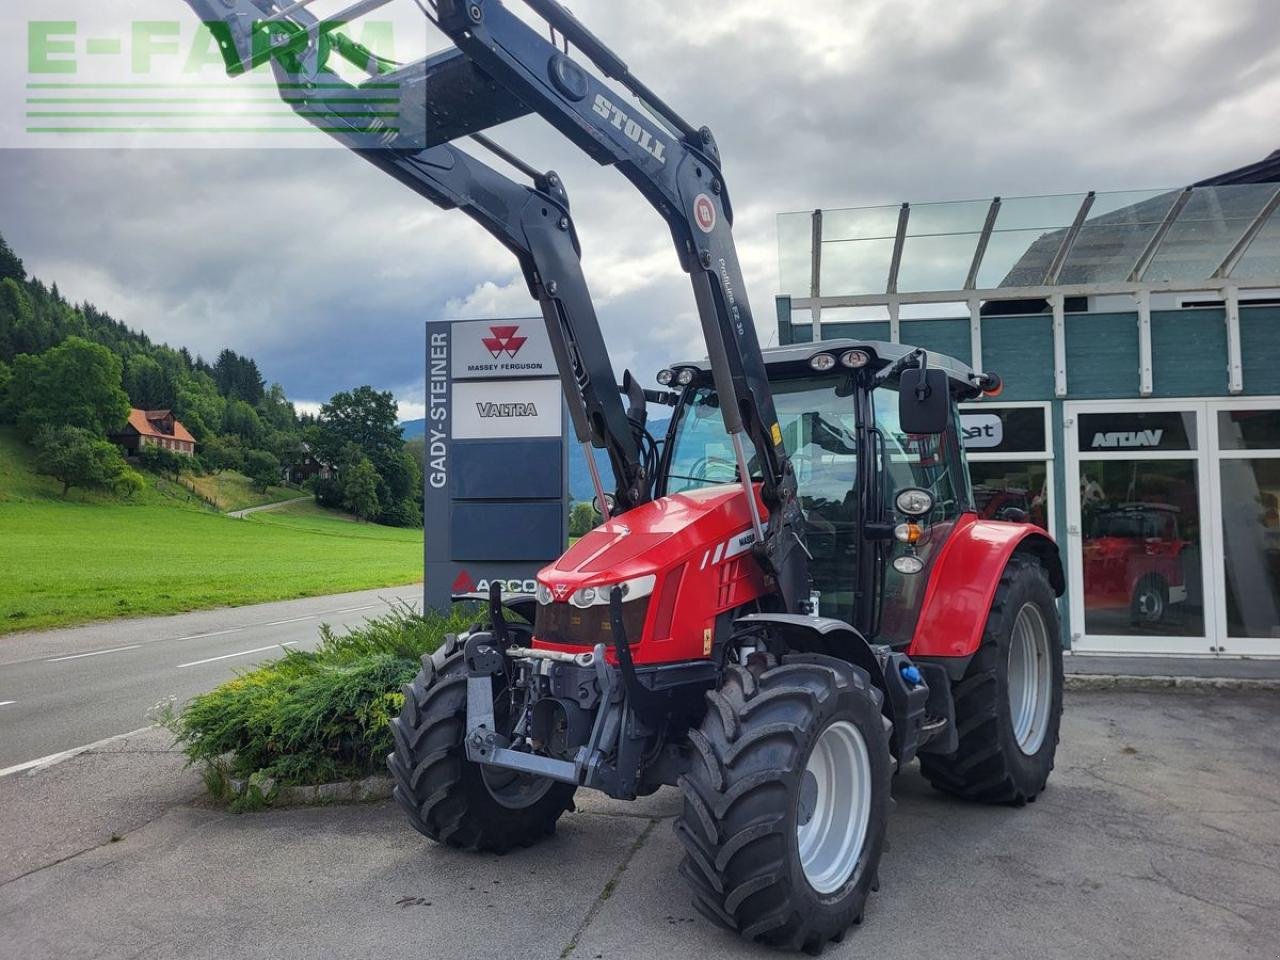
left=959, top=400, right=1056, bottom=541
left=1065, top=398, right=1218, bottom=657
left=1207, top=396, right=1280, bottom=659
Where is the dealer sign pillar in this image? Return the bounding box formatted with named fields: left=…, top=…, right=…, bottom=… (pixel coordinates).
left=424, top=317, right=568, bottom=612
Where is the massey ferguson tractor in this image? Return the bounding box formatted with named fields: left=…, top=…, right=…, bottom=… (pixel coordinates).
left=183, top=0, right=1065, bottom=950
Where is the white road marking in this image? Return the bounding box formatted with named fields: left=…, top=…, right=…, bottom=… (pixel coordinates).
left=0, top=701, right=15, bottom=707
left=177, top=642, right=298, bottom=669
left=330, top=604, right=380, bottom=614
left=263, top=615, right=316, bottom=627
left=46, top=644, right=142, bottom=663
left=0, top=724, right=156, bottom=779
left=172, top=627, right=245, bottom=642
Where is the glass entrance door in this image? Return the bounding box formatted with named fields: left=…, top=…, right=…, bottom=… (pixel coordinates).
left=1065, top=402, right=1214, bottom=655
left=1210, top=402, right=1280, bottom=656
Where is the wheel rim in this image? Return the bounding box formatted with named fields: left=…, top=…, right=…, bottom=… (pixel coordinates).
left=796, top=720, right=873, bottom=895
left=1136, top=585, right=1164, bottom=622
left=1007, top=602, right=1053, bottom=756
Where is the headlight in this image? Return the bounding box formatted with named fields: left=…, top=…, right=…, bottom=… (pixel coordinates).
left=893, top=555, right=925, bottom=575
left=569, top=574, right=657, bottom=608
left=656, top=368, right=674, bottom=386
left=809, top=353, right=837, bottom=372
left=895, top=487, right=934, bottom=517
left=535, top=581, right=553, bottom=605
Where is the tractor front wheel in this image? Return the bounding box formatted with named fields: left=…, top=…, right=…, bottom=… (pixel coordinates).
left=919, top=554, right=1063, bottom=804
left=675, top=655, right=891, bottom=952
left=387, top=634, right=576, bottom=852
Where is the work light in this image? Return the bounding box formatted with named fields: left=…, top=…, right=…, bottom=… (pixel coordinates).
left=840, top=350, right=871, bottom=369
left=809, top=353, right=837, bottom=372
left=656, top=368, right=674, bottom=386
left=895, top=488, right=934, bottom=517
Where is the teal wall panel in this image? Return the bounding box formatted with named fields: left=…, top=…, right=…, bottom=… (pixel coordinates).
left=1065, top=312, right=1139, bottom=398
left=788, top=323, right=814, bottom=344
left=820, top=321, right=892, bottom=342
left=900, top=318, right=970, bottom=364
left=1242, top=306, right=1280, bottom=396
left=981, top=314, right=1055, bottom=401
left=1151, top=308, right=1227, bottom=397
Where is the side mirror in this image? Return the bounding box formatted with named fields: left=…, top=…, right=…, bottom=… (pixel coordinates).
left=899, top=369, right=950, bottom=435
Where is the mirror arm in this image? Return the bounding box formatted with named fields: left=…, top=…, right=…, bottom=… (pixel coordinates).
left=874, top=348, right=928, bottom=388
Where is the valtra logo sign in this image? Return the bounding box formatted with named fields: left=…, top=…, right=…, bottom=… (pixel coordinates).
left=483, top=325, right=528, bottom=359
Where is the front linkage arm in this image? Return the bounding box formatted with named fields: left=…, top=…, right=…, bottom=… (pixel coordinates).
left=177, top=0, right=652, bottom=512
left=434, top=0, right=809, bottom=611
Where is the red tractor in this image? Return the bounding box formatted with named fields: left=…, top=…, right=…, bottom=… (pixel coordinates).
left=183, top=0, right=1065, bottom=951
left=1083, top=503, right=1187, bottom=626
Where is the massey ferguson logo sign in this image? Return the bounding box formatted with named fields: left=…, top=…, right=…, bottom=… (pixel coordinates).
left=482, top=325, right=527, bottom=359
left=1091, top=429, right=1165, bottom=449
left=476, top=401, right=540, bottom=419
left=592, top=94, right=668, bottom=164
left=451, top=318, right=553, bottom=379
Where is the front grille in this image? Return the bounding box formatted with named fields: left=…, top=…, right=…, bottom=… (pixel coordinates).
left=534, top=599, right=650, bottom=646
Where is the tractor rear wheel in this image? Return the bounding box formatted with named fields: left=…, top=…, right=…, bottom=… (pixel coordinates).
left=675, top=655, right=891, bottom=953
left=387, top=633, right=575, bottom=852
left=919, top=554, right=1062, bottom=804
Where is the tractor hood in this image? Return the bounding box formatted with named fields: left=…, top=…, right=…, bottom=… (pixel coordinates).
left=539, top=484, right=766, bottom=595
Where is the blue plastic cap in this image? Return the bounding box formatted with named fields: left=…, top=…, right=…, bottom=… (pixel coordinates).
left=900, top=664, right=924, bottom=686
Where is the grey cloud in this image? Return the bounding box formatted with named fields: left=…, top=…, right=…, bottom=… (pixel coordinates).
left=1, top=0, right=1276, bottom=411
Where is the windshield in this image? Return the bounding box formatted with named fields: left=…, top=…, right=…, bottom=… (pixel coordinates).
left=666, top=375, right=856, bottom=496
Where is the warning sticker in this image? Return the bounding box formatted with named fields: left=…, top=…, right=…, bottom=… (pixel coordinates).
left=694, top=194, right=717, bottom=233
left=771, top=422, right=783, bottom=446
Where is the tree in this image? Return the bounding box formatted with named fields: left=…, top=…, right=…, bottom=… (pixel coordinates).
left=201, top=434, right=245, bottom=474
left=8, top=336, right=130, bottom=441
left=244, top=449, right=281, bottom=493
left=0, top=359, right=10, bottom=421
left=341, top=456, right=381, bottom=522
left=569, top=501, right=599, bottom=538
left=124, top=354, right=175, bottom=410
left=33, top=425, right=133, bottom=497
left=137, top=443, right=187, bottom=481
left=212, top=349, right=265, bottom=403
left=222, top=399, right=263, bottom=444
left=0, top=234, right=24, bottom=285
left=310, top=386, right=402, bottom=466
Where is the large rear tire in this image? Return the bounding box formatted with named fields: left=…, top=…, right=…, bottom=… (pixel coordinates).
left=675, top=655, right=891, bottom=953
left=919, top=554, right=1063, bottom=805
left=387, top=633, right=576, bottom=852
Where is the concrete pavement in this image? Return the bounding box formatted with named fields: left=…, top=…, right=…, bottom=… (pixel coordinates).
left=1, top=688, right=1276, bottom=959
left=0, top=584, right=423, bottom=771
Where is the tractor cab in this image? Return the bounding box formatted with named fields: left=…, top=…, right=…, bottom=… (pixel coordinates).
left=657, top=340, right=994, bottom=641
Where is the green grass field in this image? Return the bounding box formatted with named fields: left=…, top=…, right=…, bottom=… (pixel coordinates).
left=0, top=430, right=422, bottom=634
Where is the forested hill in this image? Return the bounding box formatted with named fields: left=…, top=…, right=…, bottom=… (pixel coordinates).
left=0, top=232, right=284, bottom=444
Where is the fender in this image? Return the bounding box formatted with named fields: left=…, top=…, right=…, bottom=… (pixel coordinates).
left=907, top=515, right=1065, bottom=660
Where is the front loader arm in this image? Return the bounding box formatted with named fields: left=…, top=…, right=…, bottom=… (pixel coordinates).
left=433, top=0, right=809, bottom=611
left=176, top=0, right=652, bottom=512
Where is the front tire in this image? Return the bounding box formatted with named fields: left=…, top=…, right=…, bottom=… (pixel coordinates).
left=919, top=554, right=1063, bottom=804
left=675, top=656, right=891, bottom=953
left=387, top=633, right=576, bottom=852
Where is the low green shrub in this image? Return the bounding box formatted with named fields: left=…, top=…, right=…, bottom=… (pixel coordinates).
left=172, top=603, right=475, bottom=807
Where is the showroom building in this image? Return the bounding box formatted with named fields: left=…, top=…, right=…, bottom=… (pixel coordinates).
left=775, top=151, right=1280, bottom=658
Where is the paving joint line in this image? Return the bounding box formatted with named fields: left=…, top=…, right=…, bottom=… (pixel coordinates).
left=558, top=816, right=659, bottom=959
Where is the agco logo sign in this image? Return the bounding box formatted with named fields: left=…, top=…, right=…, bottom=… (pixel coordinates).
left=482, top=325, right=528, bottom=359
left=451, top=570, right=539, bottom=595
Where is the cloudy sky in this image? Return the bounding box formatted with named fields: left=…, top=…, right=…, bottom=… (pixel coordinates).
left=1, top=0, right=1276, bottom=420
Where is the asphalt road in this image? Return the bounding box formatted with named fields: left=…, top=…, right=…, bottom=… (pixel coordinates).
left=2, top=688, right=1276, bottom=959
left=0, top=584, right=423, bottom=772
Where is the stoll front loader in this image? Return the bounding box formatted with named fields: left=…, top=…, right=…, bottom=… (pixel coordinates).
left=183, top=0, right=1065, bottom=950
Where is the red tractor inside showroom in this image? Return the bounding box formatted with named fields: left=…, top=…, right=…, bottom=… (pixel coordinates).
left=184, top=0, right=1066, bottom=951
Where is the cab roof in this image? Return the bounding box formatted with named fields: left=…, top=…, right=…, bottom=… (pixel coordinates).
left=674, top=339, right=984, bottom=398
